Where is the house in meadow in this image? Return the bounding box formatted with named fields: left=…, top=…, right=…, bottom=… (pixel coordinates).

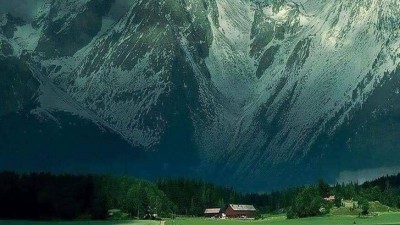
left=204, top=208, right=223, bottom=218
left=323, top=195, right=336, bottom=202
left=225, top=204, right=256, bottom=218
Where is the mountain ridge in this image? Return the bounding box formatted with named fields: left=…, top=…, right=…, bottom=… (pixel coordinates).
left=1, top=0, right=400, bottom=190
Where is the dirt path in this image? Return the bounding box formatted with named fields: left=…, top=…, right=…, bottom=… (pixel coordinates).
left=160, top=221, right=166, bottom=225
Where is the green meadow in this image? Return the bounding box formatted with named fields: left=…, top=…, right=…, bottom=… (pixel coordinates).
left=0, top=220, right=160, bottom=225
left=1, top=213, right=400, bottom=225
left=165, top=213, right=400, bottom=225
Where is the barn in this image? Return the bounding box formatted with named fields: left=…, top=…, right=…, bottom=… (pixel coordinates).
left=225, top=204, right=256, bottom=218
left=204, top=208, right=222, bottom=218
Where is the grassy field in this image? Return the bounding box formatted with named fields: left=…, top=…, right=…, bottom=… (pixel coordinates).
left=1, top=213, right=399, bottom=225
left=0, top=220, right=160, bottom=225
left=165, top=213, right=400, bottom=225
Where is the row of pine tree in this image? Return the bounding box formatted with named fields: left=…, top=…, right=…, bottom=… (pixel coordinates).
left=0, top=171, right=399, bottom=220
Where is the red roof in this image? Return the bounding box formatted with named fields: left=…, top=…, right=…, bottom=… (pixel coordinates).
left=228, top=204, right=256, bottom=211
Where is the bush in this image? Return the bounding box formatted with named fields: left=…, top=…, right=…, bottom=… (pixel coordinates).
left=290, top=186, right=324, bottom=218
left=286, top=207, right=297, bottom=219
left=359, top=199, right=369, bottom=215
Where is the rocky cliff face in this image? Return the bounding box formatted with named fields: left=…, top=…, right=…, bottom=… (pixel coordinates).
left=1, top=0, right=400, bottom=190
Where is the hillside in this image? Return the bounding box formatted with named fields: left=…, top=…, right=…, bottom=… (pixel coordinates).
left=1, top=0, right=400, bottom=190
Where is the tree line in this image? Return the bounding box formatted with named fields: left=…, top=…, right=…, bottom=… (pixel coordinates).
left=0, top=172, right=175, bottom=220
left=0, top=171, right=399, bottom=220
left=157, top=175, right=400, bottom=218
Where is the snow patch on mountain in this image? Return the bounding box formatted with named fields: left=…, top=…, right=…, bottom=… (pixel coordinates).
left=12, top=24, right=40, bottom=54
left=206, top=0, right=256, bottom=106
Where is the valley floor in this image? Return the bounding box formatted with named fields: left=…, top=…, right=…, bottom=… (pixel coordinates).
left=165, top=213, right=400, bottom=225
left=0, top=220, right=159, bottom=225
left=1, top=213, right=400, bottom=225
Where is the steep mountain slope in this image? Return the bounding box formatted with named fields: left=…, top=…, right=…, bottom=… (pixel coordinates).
left=0, top=6, right=147, bottom=178
left=217, top=0, right=400, bottom=188
left=34, top=0, right=114, bottom=58
left=0, top=52, right=146, bottom=178
left=0, top=56, right=39, bottom=116
left=1, top=0, right=400, bottom=190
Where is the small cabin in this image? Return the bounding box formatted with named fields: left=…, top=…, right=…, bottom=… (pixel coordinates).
left=323, top=195, right=336, bottom=202
left=108, top=209, right=122, bottom=217
left=225, top=204, right=256, bottom=218
left=204, top=208, right=223, bottom=218
left=342, top=199, right=359, bottom=208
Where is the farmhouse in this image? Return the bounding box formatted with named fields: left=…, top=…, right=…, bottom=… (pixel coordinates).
left=342, top=199, right=358, bottom=208
left=225, top=204, right=256, bottom=218
left=324, top=195, right=336, bottom=202
left=204, top=208, right=222, bottom=218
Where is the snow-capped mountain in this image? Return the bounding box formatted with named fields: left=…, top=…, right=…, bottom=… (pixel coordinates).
left=1, top=0, right=400, bottom=190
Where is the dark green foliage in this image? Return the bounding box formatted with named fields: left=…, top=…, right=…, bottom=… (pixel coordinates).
left=1, top=172, right=400, bottom=220
left=286, top=174, right=400, bottom=219
left=92, top=176, right=175, bottom=218
left=156, top=178, right=240, bottom=216
left=160, top=174, right=400, bottom=219
left=0, top=172, right=175, bottom=220
left=156, top=178, right=302, bottom=216
left=318, top=179, right=331, bottom=197
left=359, top=198, right=369, bottom=215
left=286, top=207, right=296, bottom=219
left=0, top=172, right=93, bottom=220
left=291, top=185, right=324, bottom=218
